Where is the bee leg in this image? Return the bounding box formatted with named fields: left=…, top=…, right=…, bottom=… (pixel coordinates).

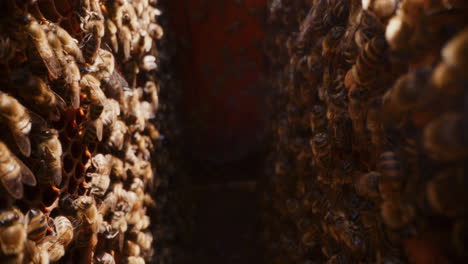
left=81, top=181, right=89, bottom=188
left=51, top=185, right=61, bottom=194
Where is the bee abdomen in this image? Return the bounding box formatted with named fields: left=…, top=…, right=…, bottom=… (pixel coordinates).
left=354, top=37, right=388, bottom=84
left=27, top=209, right=48, bottom=242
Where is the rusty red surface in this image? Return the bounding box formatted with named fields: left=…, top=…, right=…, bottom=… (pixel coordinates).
left=167, top=0, right=267, bottom=163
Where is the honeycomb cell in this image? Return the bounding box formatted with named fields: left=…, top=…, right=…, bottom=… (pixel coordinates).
left=63, top=154, right=74, bottom=174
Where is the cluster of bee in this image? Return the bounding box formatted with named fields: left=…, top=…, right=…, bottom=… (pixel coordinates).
left=262, top=0, right=468, bottom=263
left=0, top=0, right=166, bottom=263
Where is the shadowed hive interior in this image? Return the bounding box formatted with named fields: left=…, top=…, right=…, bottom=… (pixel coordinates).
left=0, top=0, right=468, bottom=264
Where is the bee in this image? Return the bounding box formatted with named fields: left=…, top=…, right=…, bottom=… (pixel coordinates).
left=53, top=216, right=74, bottom=247
left=297, top=0, right=331, bottom=45
left=310, top=132, right=332, bottom=171
left=0, top=37, right=16, bottom=63
left=380, top=200, right=415, bottom=230
left=106, top=19, right=119, bottom=52
left=53, top=25, right=84, bottom=63
left=310, top=104, right=328, bottom=133
left=73, top=196, right=101, bottom=231
left=35, top=128, right=62, bottom=187
left=26, top=209, right=48, bottom=242
left=352, top=36, right=388, bottom=86
left=86, top=154, right=111, bottom=197
left=22, top=14, right=62, bottom=80
left=338, top=228, right=367, bottom=255
left=0, top=141, right=36, bottom=199
left=111, top=211, right=127, bottom=250
left=423, top=112, right=467, bottom=161
left=124, top=240, right=141, bottom=257
left=301, top=227, right=319, bottom=248
left=99, top=191, right=117, bottom=217
left=98, top=220, right=119, bottom=241
left=110, top=154, right=127, bottom=181
left=95, top=252, right=116, bottom=264
left=126, top=95, right=146, bottom=132
left=347, top=85, right=370, bottom=139
left=0, top=208, right=26, bottom=256
left=24, top=239, right=49, bottom=264
left=82, top=121, right=102, bottom=146
left=89, top=154, right=111, bottom=177
left=125, top=256, right=145, bottom=264
left=113, top=2, right=136, bottom=28
left=382, top=68, right=432, bottom=123
left=355, top=10, right=385, bottom=49
left=141, top=55, right=157, bottom=71
left=80, top=74, right=106, bottom=141
left=366, top=98, right=384, bottom=154
left=87, top=48, right=115, bottom=82
left=106, top=120, right=127, bottom=151
left=377, top=151, right=402, bottom=201
left=442, top=27, right=468, bottom=70
left=362, top=0, right=398, bottom=19
left=81, top=12, right=105, bottom=64
left=385, top=9, right=416, bottom=54
left=322, top=26, right=346, bottom=59
left=133, top=132, right=153, bottom=160
left=426, top=167, right=467, bottom=218
left=148, top=21, right=164, bottom=40
left=327, top=73, right=348, bottom=109
left=132, top=214, right=150, bottom=233
left=86, top=172, right=111, bottom=197
left=102, top=70, right=128, bottom=101
left=0, top=91, right=32, bottom=157
left=63, top=55, right=82, bottom=109
left=13, top=70, right=66, bottom=121
left=331, top=1, right=350, bottom=19
left=82, top=0, right=103, bottom=15
left=129, top=30, right=145, bottom=56
left=44, top=24, right=68, bottom=69
left=38, top=239, right=65, bottom=263
left=355, top=171, right=381, bottom=199
left=119, top=25, right=133, bottom=61
left=431, top=61, right=465, bottom=96
left=100, top=99, right=120, bottom=133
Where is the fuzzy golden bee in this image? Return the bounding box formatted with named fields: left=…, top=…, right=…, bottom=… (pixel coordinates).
left=53, top=215, right=74, bottom=247
left=0, top=141, right=36, bottom=199
left=0, top=91, right=33, bottom=157
left=13, top=71, right=65, bottom=121
left=423, top=112, right=468, bottom=162
left=34, top=128, right=62, bottom=187
left=22, top=14, right=62, bottom=80
left=26, top=209, right=48, bottom=242
left=0, top=208, right=26, bottom=256
left=352, top=36, right=388, bottom=86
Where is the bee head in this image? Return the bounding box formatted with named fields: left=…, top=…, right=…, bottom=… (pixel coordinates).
left=0, top=210, right=20, bottom=226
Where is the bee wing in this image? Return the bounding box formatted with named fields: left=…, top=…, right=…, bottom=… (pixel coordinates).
left=14, top=155, right=36, bottom=186
left=29, top=111, right=48, bottom=131
left=12, top=131, right=31, bottom=157
left=45, top=92, right=66, bottom=121
left=0, top=171, right=23, bottom=199
left=35, top=42, right=62, bottom=80
left=44, top=148, right=62, bottom=186
left=70, top=82, right=81, bottom=109
left=95, top=120, right=103, bottom=142
left=53, top=91, right=67, bottom=111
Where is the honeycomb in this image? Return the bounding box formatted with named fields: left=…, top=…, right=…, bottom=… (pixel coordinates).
left=0, top=0, right=165, bottom=263
left=261, top=0, right=468, bottom=263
